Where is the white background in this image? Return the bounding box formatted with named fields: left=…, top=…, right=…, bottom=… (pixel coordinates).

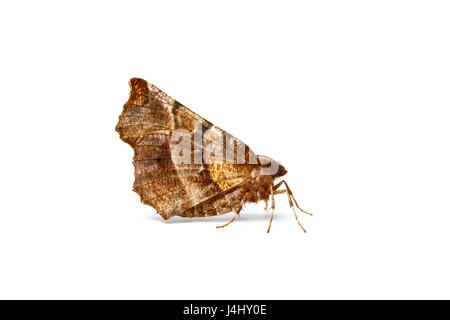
left=1, top=1, right=449, bottom=299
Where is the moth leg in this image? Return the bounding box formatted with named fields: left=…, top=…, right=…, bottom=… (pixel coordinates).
left=282, top=188, right=306, bottom=232
left=216, top=213, right=239, bottom=229
left=264, top=184, right=280, bottom=211
left=216, top=204, right=242, bottom=229
left=267, top=185, right=276, bottom=233
left=289, top=195, right=307, bottom=233
left=279, top=180, right=312, bottom=216
left=273, top=181, right=283, bottom=191
left=274, top=180, right=308, bottom=232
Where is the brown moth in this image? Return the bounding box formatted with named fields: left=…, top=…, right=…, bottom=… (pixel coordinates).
left=116, top=78, right=311, bottom=232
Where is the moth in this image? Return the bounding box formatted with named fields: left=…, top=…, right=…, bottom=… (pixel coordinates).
left=116, top=78, right=311, bottom=232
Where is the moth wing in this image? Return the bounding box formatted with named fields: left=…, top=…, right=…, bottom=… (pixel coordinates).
left=118, top=78, right=258, bottom=218
left=133, top=131, right=251, bottom=219
left=116, top=78, right=176, bottom=147
left=116, top=78, right=258, bottom=162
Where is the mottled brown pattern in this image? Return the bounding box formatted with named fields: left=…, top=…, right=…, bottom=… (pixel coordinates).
left=116, top=78, right=309, bottom=232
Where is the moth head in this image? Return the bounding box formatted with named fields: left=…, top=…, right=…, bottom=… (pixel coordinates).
left=256, top=155, right=287, bottom=178
left=275, top=162, right=288, bottom=178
